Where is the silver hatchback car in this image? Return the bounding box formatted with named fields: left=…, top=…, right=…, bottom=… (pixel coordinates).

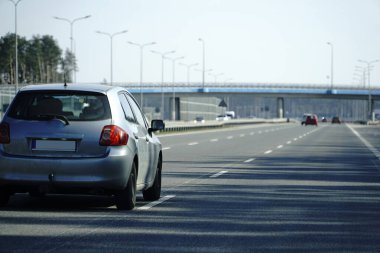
left=0, top=84, right=165, bottom=210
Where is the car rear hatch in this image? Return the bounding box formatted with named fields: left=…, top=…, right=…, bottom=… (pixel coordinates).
left=1, top=90, right=112, bottom=158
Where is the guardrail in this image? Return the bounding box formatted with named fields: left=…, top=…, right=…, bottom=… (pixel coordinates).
left=161, top=118, right=289, bottom=133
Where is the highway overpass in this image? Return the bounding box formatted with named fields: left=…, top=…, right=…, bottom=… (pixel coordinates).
left=1, top=83, right=379, bottom=121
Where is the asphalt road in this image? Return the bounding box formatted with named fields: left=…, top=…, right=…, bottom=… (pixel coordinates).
left=1, top=122, right=380, bottom=253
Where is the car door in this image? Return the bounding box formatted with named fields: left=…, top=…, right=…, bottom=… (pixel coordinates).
left=124, top=94, right=152, bottom=187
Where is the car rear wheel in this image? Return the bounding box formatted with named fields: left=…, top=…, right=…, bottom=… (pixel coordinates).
left=115, top=163, right=137, bottom=210
left=0, top=188, right=10, bottom=207
left=143, top=155, right=162, bottom=201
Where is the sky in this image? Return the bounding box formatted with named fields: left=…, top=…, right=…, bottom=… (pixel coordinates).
left=1, top=0, right=380, bottom=87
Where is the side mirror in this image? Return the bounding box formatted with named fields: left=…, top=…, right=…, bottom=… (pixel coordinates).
left=148, top=119, right=165, bottom=134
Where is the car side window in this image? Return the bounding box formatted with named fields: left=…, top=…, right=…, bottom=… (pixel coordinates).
left=118, top=93, right=136, bottom=123
left=126, top=94, right=147, bottom=128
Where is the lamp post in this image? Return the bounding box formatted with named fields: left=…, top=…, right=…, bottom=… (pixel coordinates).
left=179, top=62, right=198, bottom=85
left=326, top=42, right=334, bottom=89
left=358, top=59, right=379, bottom=121
left=8, top=0, right=23, bottom=92
left=166, top=56, right=185, bottom=121
left=198, top=38, right=205, bottom=89
left=224, top=78, right=234, bottom=84
left=151, top=50, right=175, bottom=119
left=128, top=41, right=156, bottom=108
left=53, top=15, right=91, bottom=83
left=96, top=30, right=128, bottom=85
left=195, top=68, right=213, bottom=85
left=209, top=72, right=224, bottom=84
left=354, top=66, right=367, bottom=88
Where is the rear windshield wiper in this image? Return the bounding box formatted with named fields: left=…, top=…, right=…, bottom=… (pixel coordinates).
left=35, top=114, right=70, bottom=125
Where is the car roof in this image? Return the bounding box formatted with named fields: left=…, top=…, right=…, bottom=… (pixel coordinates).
left=18, top=83, right=126, bottom=94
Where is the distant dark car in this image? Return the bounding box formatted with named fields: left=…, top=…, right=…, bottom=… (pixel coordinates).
left=194, top=116, right=205, bottom=123
left=304, top=114, right=318, bottom=126
left=301, top=114, right=311, bottom=125
left=332, top=116, right=341, bottom=124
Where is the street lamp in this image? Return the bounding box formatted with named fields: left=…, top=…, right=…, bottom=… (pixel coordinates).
left=224, top=78, right=234, bottom=84
left=208, top=72, right=224, bottom=84
left=179, top=62, right=198, bottom=85
left=195, top=68, right=213, bottom=85
left=151, top=50, right=176, bottom=119
left=198, top=38, right=206, bottom=88
left=166, top=56, right=185, bottom=121
left=96, top=30, right=128, bottom=85
left=128, top=41, right=156, bottom=108
left=354, top=66, right=367, bottom=88
left=358, top=59, right=379, bottom=121
left=53, top=15, right=91, bottom=83
left=8, top=0, right=23, bottom=92
left=326, top=42, right=334, bottom=89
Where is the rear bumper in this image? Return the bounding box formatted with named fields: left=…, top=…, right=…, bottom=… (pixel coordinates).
left=0, top=150, right=134, bottom=193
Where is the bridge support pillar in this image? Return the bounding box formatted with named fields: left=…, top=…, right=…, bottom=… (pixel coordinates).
left=277, top=97, right=284, bottom=118
left=370, top=98, right=375, bottom=121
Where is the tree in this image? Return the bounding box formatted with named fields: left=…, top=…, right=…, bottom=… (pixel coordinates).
left=40, top=35, right=62, bottom=83
left=61, top=49, right=76, bottom=83
left=0, top=33, right=63, bottom=84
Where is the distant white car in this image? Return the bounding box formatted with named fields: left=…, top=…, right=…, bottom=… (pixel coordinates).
left=216, top=115, right=231, bottom=121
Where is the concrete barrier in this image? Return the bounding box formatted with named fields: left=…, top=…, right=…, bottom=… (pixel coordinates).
left=161, top=118, right=288, bottom=133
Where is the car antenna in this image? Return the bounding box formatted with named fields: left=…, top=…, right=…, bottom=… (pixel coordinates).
left=62, top=57, right=68, bottom=87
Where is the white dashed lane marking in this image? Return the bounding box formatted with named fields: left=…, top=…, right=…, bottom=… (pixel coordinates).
left=138, top=195, right=176, bottom=210
left=210, top=170, right=228, bottom=178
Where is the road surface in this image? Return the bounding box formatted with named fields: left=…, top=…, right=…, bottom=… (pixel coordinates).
left=1, top=123, right=379, bottom=253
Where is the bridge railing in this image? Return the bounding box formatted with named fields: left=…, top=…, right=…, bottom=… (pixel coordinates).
left=1, top=82, right=378, bottom=91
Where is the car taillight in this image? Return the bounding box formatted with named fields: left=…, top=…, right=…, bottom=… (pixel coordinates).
left=99, top=125, right=128, bottom=146
left=0, top=123, right=10, bottom=144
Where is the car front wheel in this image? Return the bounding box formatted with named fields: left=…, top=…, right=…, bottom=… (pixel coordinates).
left=143, top=155, right=162, bottom=201
left=115, top=163, right=137, bottom=210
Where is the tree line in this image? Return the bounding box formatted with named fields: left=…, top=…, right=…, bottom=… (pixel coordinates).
left=0, top=33, right=75, bottom=85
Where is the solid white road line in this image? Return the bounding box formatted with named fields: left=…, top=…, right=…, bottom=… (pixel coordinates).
left=210, top=170, right=228, bottom=178
left=138, top=195, right=176, bottom=210
left=347, top=124, right=380, bottom=160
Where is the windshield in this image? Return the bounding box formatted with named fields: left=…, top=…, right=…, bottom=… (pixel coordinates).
left=7, top=91, right=111, bottom=121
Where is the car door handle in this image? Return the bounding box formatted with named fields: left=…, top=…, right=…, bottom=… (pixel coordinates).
left=133, top=133, right=149, bottom=142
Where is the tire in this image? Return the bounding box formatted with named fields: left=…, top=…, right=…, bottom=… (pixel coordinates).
left=115, top=163, right=137, bottom=210
left=143, top=155, right=162, bottom=201
left=0, top=188, right=10, bottom=207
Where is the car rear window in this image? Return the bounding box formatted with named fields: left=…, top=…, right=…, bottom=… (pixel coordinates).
left=7, top=90, right=111, bottom=121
